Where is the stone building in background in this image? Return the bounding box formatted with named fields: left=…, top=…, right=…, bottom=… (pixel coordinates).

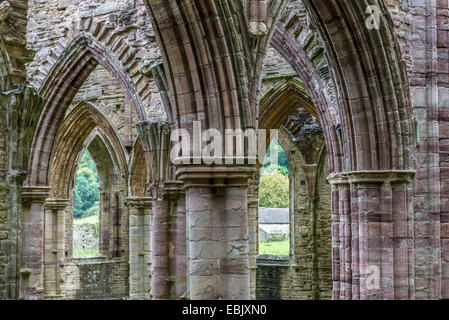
left=0, top=0, right=447, bottom=300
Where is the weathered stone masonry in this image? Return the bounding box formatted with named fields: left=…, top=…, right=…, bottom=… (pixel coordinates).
left=0, top=0, right=449, bottom=300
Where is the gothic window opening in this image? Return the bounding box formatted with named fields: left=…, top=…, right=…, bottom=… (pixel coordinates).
left=258, top=139, right=291, bottom=257
left=72, top=150, right=100, bottom=257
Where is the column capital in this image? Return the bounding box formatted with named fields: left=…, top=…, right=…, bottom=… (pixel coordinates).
left=327, top=172, right=349, bottom=185
left=176, top=165, right=256, bottom=188
left=44, top=198, right=70, bottom=210
left=125, top=197, right=152, bottom=209
left=328, top=170, right=415, bottom=186
left=22, top=186, right=51, bottom=204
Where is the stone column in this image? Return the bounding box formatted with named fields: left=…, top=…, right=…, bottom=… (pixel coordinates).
left=178, top=166, right=254, bottom=300
left=99, top=191, right=111, bottom=257
left=328, top=170, right=415, bottom=300
left=43, top=199, right=69, bottom=299
left=248, top=0, right=267, bottom=37
left=20, top=186, right=50, bottom=300
left=151, top=189, right=170, bottom=299
left=138, top=121, right=187, bottom=300
left=150, top=182, right=187, bottom=300
left=127, top=197, right=152, bottom=300
left=248, top=171, right=260, bottom=300
left=165, top=182, right=187, bottom=299
left=328, top=173, right=351, bottom=300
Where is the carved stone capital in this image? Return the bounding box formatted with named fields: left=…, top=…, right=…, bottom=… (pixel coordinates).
left=125, top=197, right=152, bottom=209
left=327, top=170, right=415, bottom=187
left=44, top=199, right=70, bottom=210
left=22, top=186, right=50, bottom=204
left=176, top=165, right=256, bottom=188
left=327, top=172, right=349, bottom=186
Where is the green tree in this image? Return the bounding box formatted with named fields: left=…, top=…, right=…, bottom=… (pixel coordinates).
left=262, top=140, right=289, bottom=176
left=259, top=170, right=289, bottom=208
left=73, top=151, right=99, bottom=219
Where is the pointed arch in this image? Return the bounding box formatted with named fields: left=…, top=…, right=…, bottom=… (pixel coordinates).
left=272, top=0, right=415, bottom=172
left=143, top=0, right=286, bottom=135
left=49, top=101, right=127, bottom=199
left=259, top=79, right=318, bottom=130
left=28, top=33, right=144, bottom=187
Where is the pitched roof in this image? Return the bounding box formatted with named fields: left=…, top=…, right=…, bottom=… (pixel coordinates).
left=259, top=208, right=289, bottom=224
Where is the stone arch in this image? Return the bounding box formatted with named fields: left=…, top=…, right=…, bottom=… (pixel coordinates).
left=28, top=31, right=146, bottom=187
left=259, top=79, right=318, bottom=129
left=273, top=0, right=415, bottom=172
left=143, top=0, right=286, bottom=135
left=256, top=106, right=332, bottom=300
left=49, top=101, right=127, bottom=199
left=43, top=101, right=129, bottom=298
left=270, top=22, right=341, bottom=172
left=30, top=18, right=158, bottom=115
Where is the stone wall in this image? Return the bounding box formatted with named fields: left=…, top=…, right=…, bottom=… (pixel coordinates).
left=257, top=258, right=313, bottom=300
left=26, top=0, right=165, bottom=121
left=62, top=258, right=128, bottom=299
left=73, top=223, right=99, bottom=253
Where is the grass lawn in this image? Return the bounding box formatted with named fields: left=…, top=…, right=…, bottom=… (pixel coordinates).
left=259, top=239, right=290, bottom=256
left=74, top=214, right=99, bottom=225
left=73, top=248, right=99, bottom=257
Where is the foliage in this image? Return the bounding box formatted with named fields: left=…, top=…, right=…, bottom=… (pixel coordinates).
left=73, top=151, right=99, bottom=219
left=262, top=140, right=289, bottom=175
left=259, top=240, right=290, bottom=256
left=261, top=164, right=289, bottom=176
left=259, top=170, right=289, bottom=208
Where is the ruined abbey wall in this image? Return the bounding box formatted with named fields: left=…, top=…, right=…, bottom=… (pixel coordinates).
left=0, top=0, right=447, bottom=301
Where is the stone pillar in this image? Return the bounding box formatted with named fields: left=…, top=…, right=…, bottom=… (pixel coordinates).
left=43, top=199, right=69, bottom=299
left=178, top=166, right=254, bottom=300
left=248, top=0, right=267, bottom=37
left=248, top=171, right=260, bottom=300
left=151, top=190, right=170, bottom=299
left=328, top=170, right=415, bottom=300
left=150, top=182, right=187, bottom=300
left=166, top=182, right=187, bottom=299
left=127, top=197, right=152, bottom=300
left=20, top=186, right=50, bottom=300
left=112, top=191, right=122, bottom=258
left=137, top=121, right=187, bottom=300
left=99, top=191, right=112, bottom=258
left=328, top=174, right=351, bottom=300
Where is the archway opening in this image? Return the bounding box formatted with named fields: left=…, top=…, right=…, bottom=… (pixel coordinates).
left=72, top=150, right=100, bottom=257
left=39, top=59, right=132, bottom=300
left=258, top=139, right=290, bottom=256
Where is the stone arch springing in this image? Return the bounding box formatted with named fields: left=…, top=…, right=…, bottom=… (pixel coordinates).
left=279, top=1, right=416, bottom=300
left=129, top=136, right=148, bottom=198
